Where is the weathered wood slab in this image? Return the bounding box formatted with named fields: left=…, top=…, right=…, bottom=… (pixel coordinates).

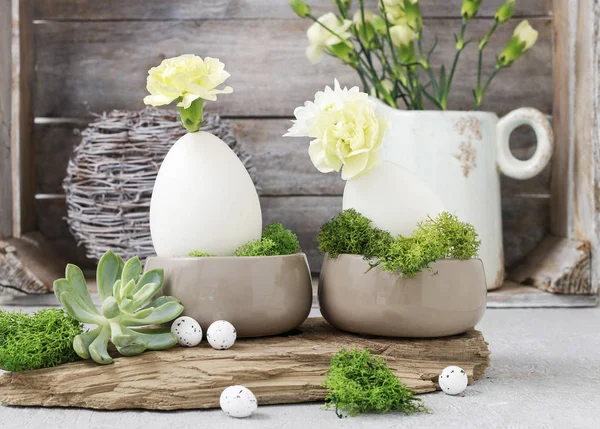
left=508, top=235, right=591, bottom=294
left=33, top=0, right=551, bottom=20
left=33, top=18, right=552, bottom=117
left=487, top=281, right=598, bottom=308
left=0, top=318, right=490, bottom=410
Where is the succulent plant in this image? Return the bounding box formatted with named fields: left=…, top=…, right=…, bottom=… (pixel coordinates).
left=54, top=250, right=184, bottom=364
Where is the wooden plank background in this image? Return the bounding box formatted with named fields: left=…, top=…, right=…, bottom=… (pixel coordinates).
left=30, top=0, right=553, bottom=272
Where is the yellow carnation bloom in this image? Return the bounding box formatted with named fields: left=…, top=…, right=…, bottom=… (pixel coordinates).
left=143, top=55, right=233, bottom=109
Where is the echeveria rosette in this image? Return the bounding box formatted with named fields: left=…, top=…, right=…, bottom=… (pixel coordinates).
left=284, top=79, right=389, bottom=181
left=143, top=54, right=233, bottom=132
left=54, top=250, right=184, bottom=365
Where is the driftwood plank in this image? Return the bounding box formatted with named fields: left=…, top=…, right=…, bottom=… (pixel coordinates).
left=33, top=18, right=553, bottom=118
left=35, top=119, right=551, bottom=197
left=487, top=280, right=599, bottom=308
left=508, top=236, right=591, bottom=294
left=33, top=0, right=551, bottom=20
left=0, top=318, right=490, bottom=410
left=0, top=0, right=11, bottom=238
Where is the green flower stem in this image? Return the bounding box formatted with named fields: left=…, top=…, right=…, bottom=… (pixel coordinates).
left=417, top=32, right=440, bottom=105
left=475, top=20, right=499, bottom=107
left=333, top=0, right=349, bottom=19
left=475, top=65, right=506, bottom=108
left=178, top=97, right=204, bottom=133
left=442, top=20, right=468, bottom=110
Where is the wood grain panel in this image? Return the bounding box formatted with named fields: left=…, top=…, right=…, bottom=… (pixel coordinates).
left=37, top=193, right=548, bottom=272
left=33, top=18, right=553, bottom=118
left=35, top=119, right=551, bottom=197
left=34, top=0, right=551, bottom=21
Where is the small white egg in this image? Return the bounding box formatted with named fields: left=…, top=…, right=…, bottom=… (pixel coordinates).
left=171, top=316, right=202, bottom=347
left=439, top=365, right=468, bottom=395
left=220, top=385, right=257, bottom=418
left=207, top=320, right=237, bottom=350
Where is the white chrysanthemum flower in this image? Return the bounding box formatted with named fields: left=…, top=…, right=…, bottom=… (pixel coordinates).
left=285, top=79, right=390, bottom=180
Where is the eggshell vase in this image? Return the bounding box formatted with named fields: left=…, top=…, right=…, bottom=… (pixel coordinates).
left=343, top=160, right=444, bottom=237
left=319, top=255, right=487, bottom=338
left=145, top=253, right=313, bottom=338
left=150, top=131, right=262, bottom=257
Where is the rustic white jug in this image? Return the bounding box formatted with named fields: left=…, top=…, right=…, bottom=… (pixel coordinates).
left=374, top=101, right=553, bottom=290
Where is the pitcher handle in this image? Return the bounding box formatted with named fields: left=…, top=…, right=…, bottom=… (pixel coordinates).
left=496, top=107, right=554, bottom=180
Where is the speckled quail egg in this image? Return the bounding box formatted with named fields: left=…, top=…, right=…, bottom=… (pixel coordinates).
left=171, top=316, right=202, bottom=347
left=207, top=320, right=237, bottom=350
left=220, top=385, right=257, bottom=418
left=439, top=365, right=468, bottom=395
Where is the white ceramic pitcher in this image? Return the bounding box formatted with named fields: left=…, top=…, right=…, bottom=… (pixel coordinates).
left=375, top=101, right=553, bottom=290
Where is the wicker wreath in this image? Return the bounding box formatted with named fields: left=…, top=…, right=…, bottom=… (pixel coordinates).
left=63, top=108, right=255, bottom=262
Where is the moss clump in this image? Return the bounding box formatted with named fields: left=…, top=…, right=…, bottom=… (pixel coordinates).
left=0, top=309, right=83, bottom=372
left=318, top=209, right=480, bottom=278
left=188, top=250, right=216, bottom=257
left=234, top=223, right=301, bottom=257
left=262, top=223, right=301, bottom=255
left=379, top=212, right=481, bottom=277
left=323, top=348, right=426, bottom=417
left=317, top=209, right=393, bottom=259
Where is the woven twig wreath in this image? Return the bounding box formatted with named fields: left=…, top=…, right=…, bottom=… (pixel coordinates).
left=63, top=108, right=255, bottom=262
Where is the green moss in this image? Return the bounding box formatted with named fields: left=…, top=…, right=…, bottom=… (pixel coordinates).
left=234, top=223, right=302, bottom=257
left=318, top=209, right=480, bottom=277
left=379, top=212, right=481, bottom=277
left=317, top=209, right=392, bottom=259
left=188, top=250, right=216, bottom=257
left=0, top=309, right=83, bottom=372
left=323, top=348, right=427, bottom=417
left=262, top=223, right=301, bottom=255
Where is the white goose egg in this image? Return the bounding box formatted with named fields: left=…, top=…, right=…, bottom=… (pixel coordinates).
left=171, top=316, right=202, bottom=347
left=439, top=365, right=468, bottom=395
left=220, top=385, right=257, bottom=418
left=343, top=160, right=444, bottom=236
left=150, top=131, right=262, bottom=257
left=207, top=320, right=237, bottom=350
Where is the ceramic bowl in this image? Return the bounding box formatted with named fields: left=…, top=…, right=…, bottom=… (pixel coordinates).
left=319, top=255, right=487, bottom=338
left=145, top=254, right=313, bottom=338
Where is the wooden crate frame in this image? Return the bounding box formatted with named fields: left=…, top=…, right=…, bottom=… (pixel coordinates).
left=0, top=0, right=598, bottom=305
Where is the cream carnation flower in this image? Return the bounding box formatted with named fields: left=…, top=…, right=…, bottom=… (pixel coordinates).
left=285, top=80, right=389, bottom=180
left=143, top=55, right=233, bottom=109
left=306, top=13, right=353, bottom=64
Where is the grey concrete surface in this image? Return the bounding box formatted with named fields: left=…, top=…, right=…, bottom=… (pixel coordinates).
left=1, top=305, right=599, bottom=429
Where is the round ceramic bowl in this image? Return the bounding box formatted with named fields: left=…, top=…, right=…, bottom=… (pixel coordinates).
left=319, top=255, right=487, bottom=338
left=145, top=253, right=313, bottom=338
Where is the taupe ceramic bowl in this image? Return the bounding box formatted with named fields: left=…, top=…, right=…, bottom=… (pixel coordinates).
left=145, top=254, right=313, bottom=338
left=319, top=255, right=487, bottom=338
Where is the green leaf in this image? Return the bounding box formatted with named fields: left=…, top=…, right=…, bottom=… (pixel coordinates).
left=116, top=342, right=148, bottom=357
left=131, top=307, right=154, bottom=320
left=59, top=291, right=104, bottom=325
left=134, top=269, right=164, bottom=296
left=65, top=264, right=96, bottom=313
left=130, top=328, right=177, bottom=350
left=129, top=282, right=162, bottom=310
left=121, top=302, right=184, bottom=326
left=110, top=322, right=137, bottom=348
left=120, top=279, right=137, bottom=301
left=145, top=296, right=180, bottom=309
left=97, top=250, right=121, bottom=301
left=122, top=257, right=142, bottom=293
left=88, top=326, right=113, bottom=364
left=101, top=296, right=120, bottom=319
left=73, top=326, right=102, bottom=360
left=113, top=280, right=123, bottom=303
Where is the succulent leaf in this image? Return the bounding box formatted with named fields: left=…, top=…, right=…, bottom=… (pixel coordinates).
left=145, top=296, right=180, bottom=309
left=113, top=280, right=123, bottom=302
left=120, top=279, right=137, bottom=301
left=88, top=326, right=113, bottom=365
left=121, top=257, right=143, bottom=290
left=54, top=278, right=100, bottom=316
left=129, top=328, right=178, bottom=350
left=73, top=326, right=103, bottom=359
left=117, top=342, right=148, bottom=356
left=59, top=291, right=105, bottom=325
left=121, top=301, right=184, bottom=326
left=101, top=296, right=120, bottom=319
left=65, top=264, right=96, bottom=313
left=130, top=282, right=162, bottom=310
left=110, top=322, right=137, bottom=348
left=97, top=251, right=121, bottom=301
left=135, top=269, right=164, bottom=295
